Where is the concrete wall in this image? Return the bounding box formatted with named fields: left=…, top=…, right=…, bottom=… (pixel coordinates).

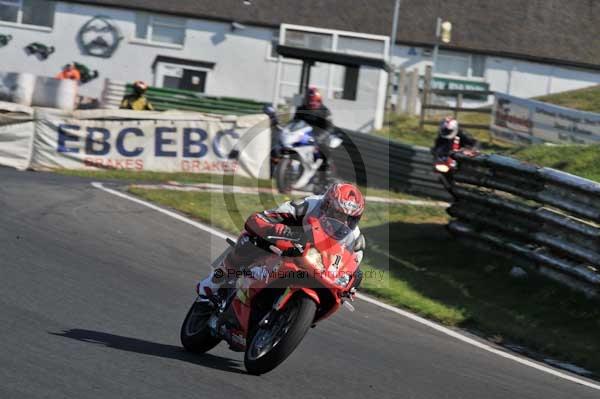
left=390, top=45, right=600, bottom=102
left=0, top=2, right=279, bottom=101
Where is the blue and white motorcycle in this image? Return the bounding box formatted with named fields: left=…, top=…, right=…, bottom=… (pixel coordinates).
left=268, top=112, right=343, bottom=194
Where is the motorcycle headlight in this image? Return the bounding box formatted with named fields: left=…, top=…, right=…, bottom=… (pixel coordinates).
left=435, top=164, right=451, bottom=173
left=334, top=274, right=351, bottom=287
left=305, top=248, right=324, bottom=271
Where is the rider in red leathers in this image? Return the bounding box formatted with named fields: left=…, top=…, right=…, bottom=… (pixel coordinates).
left=197, top=183, right=366, bottom=300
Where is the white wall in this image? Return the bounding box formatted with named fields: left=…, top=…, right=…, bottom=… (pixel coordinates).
left=0, top=2, right=280, bottom=101
left=390, top=45, right=600, bottom=102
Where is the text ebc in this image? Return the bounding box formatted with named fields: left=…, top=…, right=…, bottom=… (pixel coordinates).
left=56, top=125, right=240, bottom=158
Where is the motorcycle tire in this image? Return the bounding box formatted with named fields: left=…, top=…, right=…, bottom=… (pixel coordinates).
left=244, top=295, right=316, bottom=375
left=275, top=156, right=303, bottom=194
left=180, top=300, right=222, bottom=353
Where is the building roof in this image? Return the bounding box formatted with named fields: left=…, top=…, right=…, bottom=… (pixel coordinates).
left=70, top=0, right=600, bottom=70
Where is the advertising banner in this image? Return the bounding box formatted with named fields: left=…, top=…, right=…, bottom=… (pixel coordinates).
left=491, top=92, right=600, bottom=145
left=0, top=121, right=35, bottom=170
left=29, top=109, right=270, bottom=178
left=0, top=108, right=270, bottom=178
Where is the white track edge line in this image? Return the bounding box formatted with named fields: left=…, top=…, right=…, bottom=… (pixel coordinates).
left=92, top=181, right=600, bottom=391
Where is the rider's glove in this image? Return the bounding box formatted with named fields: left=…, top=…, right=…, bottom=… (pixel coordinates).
left=272, top=224, right=293, bottom=238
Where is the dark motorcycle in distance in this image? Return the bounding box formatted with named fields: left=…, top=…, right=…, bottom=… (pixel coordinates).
left=432, top=136, right=478, bottom=189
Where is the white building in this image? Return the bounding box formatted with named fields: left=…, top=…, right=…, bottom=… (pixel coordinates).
left=0, top=0, right=598, bottom=131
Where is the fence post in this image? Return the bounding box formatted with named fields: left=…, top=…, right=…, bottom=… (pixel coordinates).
left=385, top=66, right=397, bottom=111
left=395, top=68, right=407, bottom=114
left=455, top=92, right=463, bottom=119
left=419, top=65, right=432, bottom=132
left=406, top=69, right=419, bottom=116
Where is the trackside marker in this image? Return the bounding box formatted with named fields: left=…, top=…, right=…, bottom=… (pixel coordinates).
left=92, top=182, right=600, bottom=392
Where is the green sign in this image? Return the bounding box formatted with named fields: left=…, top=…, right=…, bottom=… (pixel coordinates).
left=419, top=76, right=490, bottom=99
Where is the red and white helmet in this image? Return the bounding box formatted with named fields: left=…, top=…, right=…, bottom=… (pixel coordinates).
left=321, top=183, right=365, bottom=229
left=306, top=86, right=323, bottom=110
left=439, top=116, right=459, bottom=139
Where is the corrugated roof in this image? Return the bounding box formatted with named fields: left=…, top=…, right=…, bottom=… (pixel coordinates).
left=68, top=0, right=600, bottom=69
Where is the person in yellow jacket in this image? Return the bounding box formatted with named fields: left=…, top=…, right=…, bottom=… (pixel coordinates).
left=120, top=81, right=154, bottom=111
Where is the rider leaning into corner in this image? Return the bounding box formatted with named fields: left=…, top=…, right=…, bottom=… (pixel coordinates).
left=293, top=86, right=336, bottom=183
left=431, top=116, right=478, bottom=160
left=197, top=182, right=366, bottom=300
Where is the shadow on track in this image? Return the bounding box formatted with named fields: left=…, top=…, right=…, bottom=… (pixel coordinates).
left=50, top=329, right=245, bottom=374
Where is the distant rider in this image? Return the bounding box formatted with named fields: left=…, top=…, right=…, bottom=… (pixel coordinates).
left=432, top=117, right=477, bottom=160
left=120, top=81, right=154, bottom=111
left=293, top=87, right=336, bottom=183
left=56, top=63, right=81, bottom=82
left=197, top=183, right=367, bottom=301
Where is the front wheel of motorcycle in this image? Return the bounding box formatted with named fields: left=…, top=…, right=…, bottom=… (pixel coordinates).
left=244, top=295, right=317, bottom=375
left=180, top=300, right=222, bottom=353
left=275, top=156, right=303, bottom=194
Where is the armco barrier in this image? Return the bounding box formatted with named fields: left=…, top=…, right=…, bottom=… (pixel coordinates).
left=331, top=130, right=451, bottom=200
left=447, top=153, right=600, bottom=296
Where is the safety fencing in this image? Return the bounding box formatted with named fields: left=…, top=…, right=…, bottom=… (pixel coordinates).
left=446, top=152, right=600, bottom=296
left=331, top=129, right=451, bottom=201
left=101, top=79, right=267, bottom=115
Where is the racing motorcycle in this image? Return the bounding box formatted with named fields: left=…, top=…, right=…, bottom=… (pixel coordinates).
left=264, top=106, right=343, bottom=194
left=433, top=136, right=478, bottom=190
left=180, top=216, right=362, bottom=375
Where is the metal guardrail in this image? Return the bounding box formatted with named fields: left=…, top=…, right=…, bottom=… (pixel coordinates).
left=447, top=153, right=600, bottom=296
left=331, top=130, right=451, bottom=201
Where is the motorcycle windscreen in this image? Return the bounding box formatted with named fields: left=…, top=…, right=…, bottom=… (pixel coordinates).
left=315, top=216, right=356, bottom=251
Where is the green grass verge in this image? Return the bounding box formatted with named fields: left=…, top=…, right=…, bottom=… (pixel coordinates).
left=128, top=187, right=600, bottom=375
left=52, top=168, right=420, bottom=201
left=508, top=144, right=600, bottom=183
left=375, top=112, right=512, bottom=151
left=537, top=85, right=600, bottom=112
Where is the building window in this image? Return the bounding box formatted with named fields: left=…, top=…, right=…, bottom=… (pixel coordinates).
left=436, top=51, right=486, bottom=78
left=285, top=29, right=333, bottom=51
left=0, top=0, right=54, bottom=28
left=267, top=31, right=279, bottom=59
left=135, top=13, right=186, bottom=46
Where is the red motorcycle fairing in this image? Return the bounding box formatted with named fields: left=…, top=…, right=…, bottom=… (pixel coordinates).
left=227, top=215, right=360, bottom=340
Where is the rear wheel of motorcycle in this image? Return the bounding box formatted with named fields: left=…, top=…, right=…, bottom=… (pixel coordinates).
left=275, top=156, right=303, bottom=194
left=180, top=301, right=221, bottom=353
left=244, top=295, right=316, bottom=375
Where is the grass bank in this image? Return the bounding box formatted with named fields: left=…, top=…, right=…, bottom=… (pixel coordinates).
left=52, top=168, right=419, bottom=201
left=509, top=144, right=600, bottom=183
left=375, top=112, right=511, bottom=152
left=537, top=85, right=600, bottom=112
left=128, top=186, right=600, bottom=376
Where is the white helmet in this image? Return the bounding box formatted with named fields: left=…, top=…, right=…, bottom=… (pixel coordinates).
left=439, top=117, right=459, bottom=139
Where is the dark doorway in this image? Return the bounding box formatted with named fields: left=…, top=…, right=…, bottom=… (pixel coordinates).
left=180, top=69, right=206, bottom=92
left=162, top=69, right=207, bottom=93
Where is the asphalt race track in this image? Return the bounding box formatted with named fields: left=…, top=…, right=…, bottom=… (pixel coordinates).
left=0, top=167, right=598, bottom=399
